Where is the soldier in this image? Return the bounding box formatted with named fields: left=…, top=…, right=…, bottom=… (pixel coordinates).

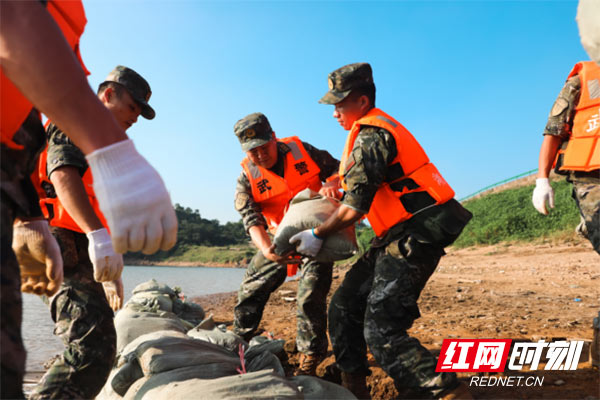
left=290, top=63, right=473, bottom=399
left=1, top=2, right=176, bottom=397
left=232, top=113, right=340, bottom=375
left=28, top=66, right=155, bottom=399
left=532, top=57, right=599, bottom=367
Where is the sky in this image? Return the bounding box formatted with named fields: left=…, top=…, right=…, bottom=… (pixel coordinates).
left=78, top=0, right=590, bottom=224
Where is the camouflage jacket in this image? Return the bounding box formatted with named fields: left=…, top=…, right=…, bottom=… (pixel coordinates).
left=235, top=141, right=340, bottom=232
left=45, top=123, right=89, bottom=179
left=342, top=123, right=472, bottom=247
left=0, top=110, right=46, bottom=217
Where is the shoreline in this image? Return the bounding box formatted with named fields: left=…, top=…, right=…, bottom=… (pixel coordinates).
left=124, top=259, right=248, bottom=268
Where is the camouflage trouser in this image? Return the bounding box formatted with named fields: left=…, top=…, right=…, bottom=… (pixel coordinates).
left=571, top=178, right=600, bottom=255
left=233, top=250, right=333, bottom=355
left=30, top=228, right=116, bottom=400
left=1, top=196, right=26, bottom=400
left=329, top=235, right=458, bottom=398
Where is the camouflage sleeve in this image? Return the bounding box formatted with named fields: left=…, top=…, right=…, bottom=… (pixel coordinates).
left=234, top=171, right=268, bottom=233
left=341, top=126, right=397, bottom=214
left=543, top=75, right=581, bottom=139
left=301, top=141, right=340, bottom=181
left=46, top=123, right=88, bottom=178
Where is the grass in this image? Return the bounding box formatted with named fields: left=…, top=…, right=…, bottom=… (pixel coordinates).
left=453, top=179, right=580, bottom=248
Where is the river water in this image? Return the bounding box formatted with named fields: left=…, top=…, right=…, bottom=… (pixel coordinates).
left=22, top=265, right=246, bottom=373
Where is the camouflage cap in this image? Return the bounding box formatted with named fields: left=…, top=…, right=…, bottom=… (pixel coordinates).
left=319, top=62, right=374, bottom=105
left=103, top=65, right=155, bottom=119
left=234, top=112, right=274, bottom=152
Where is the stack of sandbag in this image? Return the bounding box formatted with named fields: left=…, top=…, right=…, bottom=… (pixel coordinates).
left=100, top=280, right=357, bottom=399
left=114, top=279, right=205, bottom=352
left=273, top=189, right=358, bottom=262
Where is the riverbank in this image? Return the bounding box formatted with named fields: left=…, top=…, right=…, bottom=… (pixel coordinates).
left=192, top=240, right=599, bottom=399
left=125, top=259, right=247, bottom=268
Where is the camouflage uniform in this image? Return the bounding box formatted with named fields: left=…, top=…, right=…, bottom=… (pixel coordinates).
left=233, top=113, right=339, bottom=356
left=29, top=124, right=117, bottom=400
left=320, top=63, right=472, bottom=398
left=31, top=66, right=154, bottom=399
left=545, top=74, right=600, bottom=254
left=1, top=110, right=46, bottom=399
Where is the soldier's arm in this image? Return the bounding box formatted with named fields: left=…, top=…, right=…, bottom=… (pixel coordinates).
left=0, top=1, right=127, bottom=154
left=234, top=172, right=268, bottom=234
left=538, top=76, right=581, bottom=179
left=46, top=126, right=103, bottom=233
left=235, top=172, right=294, bottom=263
left=315, top=127, right=396, bottom=237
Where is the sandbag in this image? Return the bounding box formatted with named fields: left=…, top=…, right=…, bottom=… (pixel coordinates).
left=128, top=291, right=174, bottom=313
left=96, top=368, right=125, bottom=400
left=114, top=330, right=241, bottom=396
left=173, top=300, right=205, bottom=325
left=291, top=375, right=357, bottom=399
left=273, top=189, right=357, bottom=262
left=245, top=350, right=285, bottom=376
left=132, top=279, right=176, bottom=296
left=247, top=336, right=287, bottom=362
left=187, top=322, right=247, bottom=353
left=114, top=308, right=188, bottom=353
left=135, top=369, right=302, bottom=400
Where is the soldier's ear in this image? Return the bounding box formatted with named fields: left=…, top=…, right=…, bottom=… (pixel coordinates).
left=100, top=87, right=113, bottom=104
left=358, top=95, right=371, bottom=113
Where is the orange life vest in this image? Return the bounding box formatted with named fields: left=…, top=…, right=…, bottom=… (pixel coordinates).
left=1, top=0, right=88, bottom=150
left=241, top=136, right=322, bottom=232
left=36, top=137, right=108, bottom=233
left=339, top=108, right=455, bottom=237
left=559, top=61, right=600, bottom=172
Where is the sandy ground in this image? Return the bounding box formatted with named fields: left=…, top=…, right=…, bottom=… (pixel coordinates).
left=193, top=239, right=599, bottom=400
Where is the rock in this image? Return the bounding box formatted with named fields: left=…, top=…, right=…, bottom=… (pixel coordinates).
left=282, top=297, right=296, bottom=302
left=553, top=379, right=565, bottom=386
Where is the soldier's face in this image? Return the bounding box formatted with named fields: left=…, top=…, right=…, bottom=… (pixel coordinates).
left=333, top=94, right=368, bottom=130
left=102, top=87, right=142, bottom=131
left=247, top=139, right=278, bottom=169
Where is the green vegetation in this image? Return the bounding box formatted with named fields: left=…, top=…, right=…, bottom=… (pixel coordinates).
left=127, top=179, right=581, bottom=265
left=125, top=204, right=252, bottom=264
left=453, top=179, right=580, bottom=248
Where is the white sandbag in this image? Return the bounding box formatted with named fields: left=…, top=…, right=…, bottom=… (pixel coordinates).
left=96, top=368, right=124, bottom=400
left=128, top=291, right=174, bottom=313
left=132, top=279, right=176, bottom=296
left=187, top=324, right=247, bottom=353
left=291, top=375, right=357, bottom=399
left=273, top=189, right=358, bottom=262
left=173, top=300, right=205, bottom=325
left=114, top=308, right=188, bottom=353
left=137, top=369, right=302, bottom=400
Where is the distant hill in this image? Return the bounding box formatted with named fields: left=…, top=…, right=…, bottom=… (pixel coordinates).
left=454, top=175, right=580, bottom=248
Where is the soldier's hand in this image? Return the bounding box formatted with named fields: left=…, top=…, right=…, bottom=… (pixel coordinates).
left=12, top=219, right=64, bottom=296
left=532, top=178, right=555, bottom=215
left=102, top=278, right=124, bottom=311
left=289, top=229, right=323, bottom=258
left=87, top=228, right=124, bottom=282
left=319, top=181, right=342, bottom=200
left=262, top=244, right=301, bottom=265
left=86, top=139, right=178, bottom=255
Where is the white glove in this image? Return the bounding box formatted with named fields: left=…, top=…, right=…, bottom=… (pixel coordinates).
left=87, top=228, right=123, bottom=282
left=289, top=228, right=323, bottom=258
left=102, top=278, right=124, bottom=311
left=532, top=178, right=555, bottom=215
left=86, top=139, right=178, bottom=254
left=12, top=220, right=64, bottom=296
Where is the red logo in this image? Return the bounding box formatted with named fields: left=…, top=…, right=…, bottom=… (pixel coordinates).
left=436, top=339, right=512, bottom=372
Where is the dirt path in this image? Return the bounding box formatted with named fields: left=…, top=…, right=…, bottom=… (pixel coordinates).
left=193, top=239, right=599, bottom=399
